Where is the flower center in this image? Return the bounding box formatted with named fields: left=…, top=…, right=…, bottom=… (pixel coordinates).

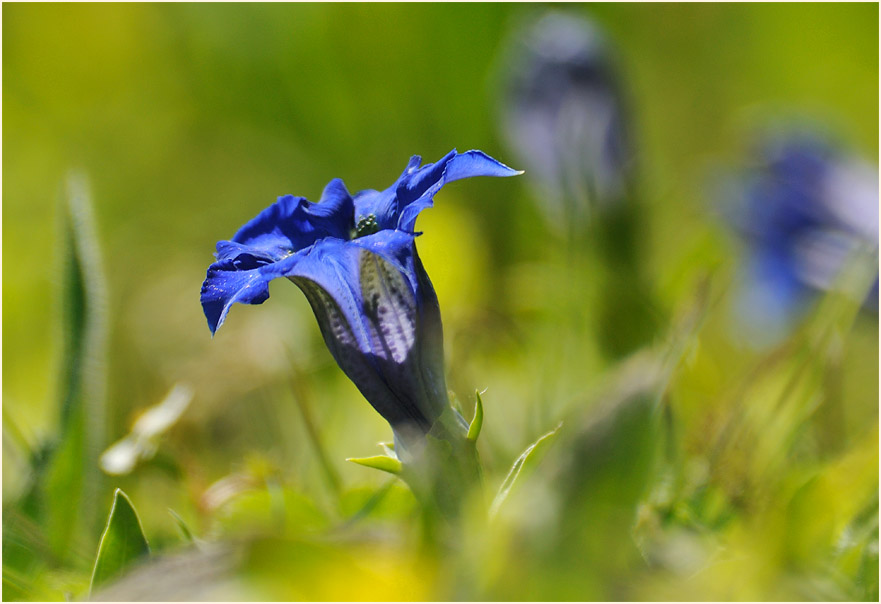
left=354, top=214, right=380, bottom=238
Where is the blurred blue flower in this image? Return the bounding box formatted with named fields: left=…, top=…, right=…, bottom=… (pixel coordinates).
left=201, top=150, right=519, bottom=437
left=499, top=12, right=633, bottom=226
left=723, top=132, right=879, bottom=342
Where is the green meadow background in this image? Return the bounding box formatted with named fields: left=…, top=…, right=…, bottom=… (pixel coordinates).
left=3, top=3, right=878, bottom=601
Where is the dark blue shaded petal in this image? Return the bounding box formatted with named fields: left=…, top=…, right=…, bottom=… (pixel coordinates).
left=409, top=247, right=449, bottom=420
left=356, top=248, right=437, bottom=430
left=284, top=236, right=445, bottom=433
left=296, top=272, right=428, bottom=428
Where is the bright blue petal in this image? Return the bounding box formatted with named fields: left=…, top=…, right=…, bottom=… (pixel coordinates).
left=201, top=149, right=521, bottom=437
left=214, top=241, right=277, bottom=268
left=203, top=185, right=355, bottom=333
left=232, top=192, right=353, bottom=258
left=201, top=259, right=273, bottom=334
left=352, top=150, right=520, bottom=234
left=397, top=150, right=521, bottom=232
left=400, top=155, right=423, bottom=177
left=350, top=159, right=425, bottom=230
left=352, top=188, right=399, bottom=230
left=318, top=177, right=351, bottom=206
left=442, top=149, right=524, bottom=183
left=395, top=150, right=457, bottom=206
left=350, top=230, right=417, bottom=270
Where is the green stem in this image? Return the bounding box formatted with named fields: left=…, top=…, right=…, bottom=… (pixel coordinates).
left=399, top=408, right=484, bottom=523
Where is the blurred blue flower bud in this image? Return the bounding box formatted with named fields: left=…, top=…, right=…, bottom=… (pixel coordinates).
left=722, top=131, right=879, bottom=342
left=498, top=12, right=634, bottom=226
left=200, top=150, right=520, bottom=442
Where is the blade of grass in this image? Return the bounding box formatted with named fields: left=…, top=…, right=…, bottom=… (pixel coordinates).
left=490, top=423, right=562, bottom=518
left=285, top=354, right=343, bottom=500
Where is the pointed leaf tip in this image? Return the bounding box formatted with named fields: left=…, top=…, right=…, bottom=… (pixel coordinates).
left=489, top=423, right=562, bottom=519
left=90, top=489, right=150, bottom=593
left=346, top=455, right=403, bottom=475
left=168, top=508, right=195, bottom=544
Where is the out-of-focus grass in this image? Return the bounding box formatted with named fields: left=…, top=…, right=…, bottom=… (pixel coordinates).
left=3, top=3, right=878, bottom=601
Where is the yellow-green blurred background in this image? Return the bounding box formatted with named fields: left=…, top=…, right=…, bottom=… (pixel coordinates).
left=3, top=3, right=878, bottom=601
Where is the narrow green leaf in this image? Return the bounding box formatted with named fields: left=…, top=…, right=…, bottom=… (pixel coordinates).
left=346, top=455, right=403, bottom=475
left=490, top=423, right=562, bottom=518
left=467, top=389, right=485, bottom=442
left=58, top=171, right=107, bottom=447
left=167, top=509, right=195, bottom=544
left=44, top=407, right=87, bottom=558
left=42, top=173, right=109, bottom=561
left=90, top=489, right=150, bottom=592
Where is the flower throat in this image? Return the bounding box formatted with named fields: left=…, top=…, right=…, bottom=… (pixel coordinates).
left=353, top=214, right=380, bottom=238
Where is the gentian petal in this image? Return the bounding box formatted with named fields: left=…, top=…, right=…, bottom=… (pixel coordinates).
left=201, top=258, right=280, bottom=334
left=283, top=236, right=443, bottom=432
left=290, top=249, right=428, bottom=427
left=214, top=240, right=273, bottom=265
left=397, top=150, right=521, bottom=232
left=201, top=149, right=521, bottom=440
left=442, top=149, right=525, bottom=183
left=357, top=249, right=437, bottom=429
left=352, top=188, right=399, bottom=231
left=400, top=155, right=423, bottom=177
left=232, top=192, right=353, bottom=258
left=396, top=150, right=457, bottom=206
left=350, top=229, right=419, bottom=277
left=409, top=247, right=449, bottom=420
left=352, top=156, right=428, bottom=229
left=202, top=185, right=355, bottom=334
left=318, top=177, right=351, bottom=206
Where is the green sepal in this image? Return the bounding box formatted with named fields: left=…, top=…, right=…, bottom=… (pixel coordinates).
left=90, top=489, right=150, bottom=593
left=346, top=455, right=403, bottom=475
left=490, top=423, right=562, bottom=518
left=467, top=389, right=485, bottom=443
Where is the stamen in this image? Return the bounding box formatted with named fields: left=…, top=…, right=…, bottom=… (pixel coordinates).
left=354, top=214, right=380, bottom=238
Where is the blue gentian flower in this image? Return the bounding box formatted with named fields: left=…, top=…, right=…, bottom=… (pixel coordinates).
left=499, top=12, right=633, bottom=225
left=201, top=150, right=519, bottom=440
left=723, top=132, right=879, bottom=342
